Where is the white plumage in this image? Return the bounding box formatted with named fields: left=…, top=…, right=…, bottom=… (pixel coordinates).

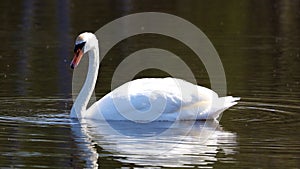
left=70, top=32, right=239, bottom=121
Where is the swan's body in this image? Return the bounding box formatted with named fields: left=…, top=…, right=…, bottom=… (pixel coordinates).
left=70, top=32, right=239, bottom=121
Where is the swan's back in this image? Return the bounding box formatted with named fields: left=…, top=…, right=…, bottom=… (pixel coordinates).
left=86, top=78, right=239, bottom=121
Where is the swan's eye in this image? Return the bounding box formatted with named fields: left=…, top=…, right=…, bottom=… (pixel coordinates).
left=74, top=41, right=86, bottom=52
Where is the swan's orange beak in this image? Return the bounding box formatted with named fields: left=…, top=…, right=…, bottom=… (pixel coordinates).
left=70, top=49, right=83, bottom=69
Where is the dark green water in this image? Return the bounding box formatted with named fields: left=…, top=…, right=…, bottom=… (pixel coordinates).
left=0, top=0, right=299, bottom=168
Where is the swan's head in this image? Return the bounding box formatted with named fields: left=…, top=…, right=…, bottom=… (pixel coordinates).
left=70, top=32, right=98, bottom=69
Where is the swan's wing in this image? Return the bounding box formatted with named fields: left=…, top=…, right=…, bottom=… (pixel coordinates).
left=107, top=80, right=181, bottom=115
left=87, top=78, right=219, bottom=121
left=87, top=88, right=181, bottom=121
left=109, top=78, right=215, bottom=113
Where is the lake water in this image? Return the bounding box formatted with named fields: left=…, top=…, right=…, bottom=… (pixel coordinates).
left=0, top=0, right=299, bottom=168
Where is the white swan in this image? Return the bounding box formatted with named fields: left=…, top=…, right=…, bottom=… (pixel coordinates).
left=70, top=32, right=239, bottom=121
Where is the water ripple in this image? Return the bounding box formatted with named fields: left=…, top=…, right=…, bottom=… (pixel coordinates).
left=232, top=97, right=300, bottom=124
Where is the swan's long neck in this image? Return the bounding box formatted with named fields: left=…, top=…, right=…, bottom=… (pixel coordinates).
left=71, top=44, right=99, bottom=118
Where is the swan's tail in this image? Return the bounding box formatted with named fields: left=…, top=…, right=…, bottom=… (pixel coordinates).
left=208, top=96, right=240, bottom=119
left=222, top=96, right=240, bottom=109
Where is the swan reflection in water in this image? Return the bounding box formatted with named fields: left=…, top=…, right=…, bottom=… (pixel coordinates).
left=71, top=119, right=237, bottom=168
left=69, top=32, right=239, bottom=168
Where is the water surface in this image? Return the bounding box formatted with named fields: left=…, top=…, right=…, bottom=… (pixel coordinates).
left=0, top=0, right=299, bottom=168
